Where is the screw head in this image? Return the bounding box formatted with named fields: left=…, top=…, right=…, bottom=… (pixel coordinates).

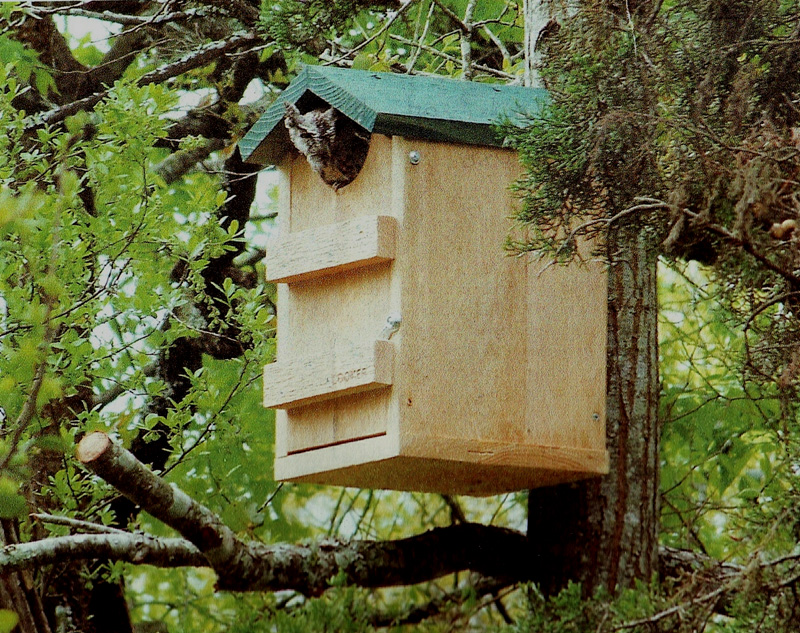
left=408, top=150, right=420, bottom=165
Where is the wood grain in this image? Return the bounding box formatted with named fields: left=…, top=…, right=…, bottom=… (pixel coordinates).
left=263, top=340, right=394, bottom=410
left=265, top=215, right=397, bottom=284
left=266, top=134, right=609, bottom=494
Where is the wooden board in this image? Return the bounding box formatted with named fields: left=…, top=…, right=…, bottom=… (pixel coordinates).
left=276, top=435, right=607, bottom=495
left=526, top=260, right=608, bottom=448
left=265, top=215, right=397, bottom=284
left=394, top=138, right=529, bottom=445
left=263, top=340, right=394, bottom=409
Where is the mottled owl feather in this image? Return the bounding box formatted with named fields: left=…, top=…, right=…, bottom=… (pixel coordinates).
left=283, top=102, right=371, bottom=191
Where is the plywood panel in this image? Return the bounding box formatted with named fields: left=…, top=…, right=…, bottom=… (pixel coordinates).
left=278, top=442, right=605, bottom=496
left=263, top=340, right=394, bottom=409
left=526, top=261, right=607, bottom=448
left=281, top=265, right=395, bottom=358
left=265, top=215, right=397, bottom=284
left=400, top=434, right=608, bottom=474
left=395, top=139, right=528, bottom=444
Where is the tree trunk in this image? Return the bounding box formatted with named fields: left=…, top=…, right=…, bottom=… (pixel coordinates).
left=522, top=0, right=552, bottom=88
left=527, top=230, right=661, bottom=596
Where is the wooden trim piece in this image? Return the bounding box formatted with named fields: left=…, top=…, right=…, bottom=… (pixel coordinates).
left=400, top=434, right=610, bottom=475
left=263, top=340, right=395, bottom=409
left=275, top=433, right=400, bottom=481
left=265, top=215, right=397, bottom=284
left=274, top=434, right=607, bottom=495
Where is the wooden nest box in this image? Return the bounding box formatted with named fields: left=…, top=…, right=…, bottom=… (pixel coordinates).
left=240, top=66, right=608, bottom=495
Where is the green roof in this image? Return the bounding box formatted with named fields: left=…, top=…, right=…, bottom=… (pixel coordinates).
left=239, top=65, right=547, bottom=165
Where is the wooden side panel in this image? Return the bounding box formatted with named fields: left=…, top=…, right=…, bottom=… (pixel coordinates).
left=265, top=215, right=397, bottom=284
left=263, top=340, right=394, bottom=409
left=281, top=389, right=394, bottom=454
left=394, top=139, right=529, bottom=444
left=526, top=262, right=607, bottom=449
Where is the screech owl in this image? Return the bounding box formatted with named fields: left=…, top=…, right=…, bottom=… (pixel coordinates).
left=284, top=101, right=371, bottom=191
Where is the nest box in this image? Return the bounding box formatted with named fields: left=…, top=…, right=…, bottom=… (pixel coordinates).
left=240, top=66, right=608, bottom=495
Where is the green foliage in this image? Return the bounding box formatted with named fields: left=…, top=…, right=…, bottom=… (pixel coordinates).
left=658, top=263, right=788, bottom=558
left=0, top=610, right=19, bottom=633
left=259, top=0, right=387, bottom=51
left=507, top=3, right=800, bottom=626
left=236, top=587, right=373, bottom=633
left=504, top=581, right=685, bottom=633
left=260, top=0, right=523, bottom=79
left=508, top=1, right=800, bottom=268
left=0, top=17, right=57, bottom=98
left=10, top=3, right=800, bottom=632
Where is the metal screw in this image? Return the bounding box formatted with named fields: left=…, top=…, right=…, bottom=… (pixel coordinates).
left=408, top=150, right=420, bottom=165
left=592, top=413, right=600, bottom=421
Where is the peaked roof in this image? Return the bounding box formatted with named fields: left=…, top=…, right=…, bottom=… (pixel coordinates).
left=239, top=65, right=547, bottom=165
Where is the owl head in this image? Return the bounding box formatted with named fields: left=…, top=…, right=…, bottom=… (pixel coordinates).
left=283, top=102, right=336, bottom=161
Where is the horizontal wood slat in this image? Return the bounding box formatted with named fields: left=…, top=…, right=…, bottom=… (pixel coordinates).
left=265, top=215, right=397, bottom=284
left=263, top=340, right=394, bottom=409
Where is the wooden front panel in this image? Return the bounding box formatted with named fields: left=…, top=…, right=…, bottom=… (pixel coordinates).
left=270, top=135, right=400, bottom=454
left=263, top=340, right=394, bottom=409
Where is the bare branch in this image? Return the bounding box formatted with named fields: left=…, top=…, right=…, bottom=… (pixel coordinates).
left=0, top=532, right=205, bottom=572
left=461, top=0, right=478, bottom=79
left=153, top=139, right=228, bottom=184
left=77, top=431, right=257, bottom=587
left=28, top=31, right=262, bottom=130
left=680, top=207, right=800, bottom=287
left=326, top=2, right=415, bottom=66
left=75, top=433, right=531, bottom=594
left=389, top=33, right=516, bottom=80
left=368, top=575, right=514, bottom=628
left=194, top=0, right=260, bottom=27
left=91, top=360, right=159, bottom=410
left=58, top=7, right=206, bottom=26
left=431, top=0, right=471, bottom=33
left=32, top=513, right=132, bottom=535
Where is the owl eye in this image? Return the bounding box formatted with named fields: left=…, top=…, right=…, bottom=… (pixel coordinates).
left=299, top=131, right=313, bottom=139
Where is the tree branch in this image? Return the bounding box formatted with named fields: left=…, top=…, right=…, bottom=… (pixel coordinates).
left=0, top=533, right=205, bottom=572
left=76, top=431, right=258, bottom=588
left=58, top=7, right=206, bottom=26
left=193, top=0, right=259, bottom=27
left=680, top=207, right=800, bottom=287
left=28, top=31, right=261, bottom=130
left=75, top=432, right=532, bottom=594
left=367, top=575, right=514, bottom=628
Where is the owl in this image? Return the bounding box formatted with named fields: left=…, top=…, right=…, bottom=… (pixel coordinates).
left=283, top=102, right=371, bottom=191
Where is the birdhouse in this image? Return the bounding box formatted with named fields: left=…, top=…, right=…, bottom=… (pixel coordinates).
left=240, top=66, right=608, bottom=495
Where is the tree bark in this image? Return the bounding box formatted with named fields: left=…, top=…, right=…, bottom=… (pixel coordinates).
left=522, top=0, right=552, bottom=88
left=528, top=230, right=661, bottom=596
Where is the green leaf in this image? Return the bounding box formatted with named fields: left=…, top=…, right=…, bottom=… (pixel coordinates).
left=0, top=610, right=19, bottom=633
left=0, top=477, right=26, bottom=519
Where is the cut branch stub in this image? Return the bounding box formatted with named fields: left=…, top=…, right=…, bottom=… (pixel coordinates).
left=76, top=431, right=257, bottom=587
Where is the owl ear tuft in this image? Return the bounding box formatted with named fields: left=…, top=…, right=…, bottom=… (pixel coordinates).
left=283, top=101, right=302, bottom=123
left=316, top=107, right=338, bottom=133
